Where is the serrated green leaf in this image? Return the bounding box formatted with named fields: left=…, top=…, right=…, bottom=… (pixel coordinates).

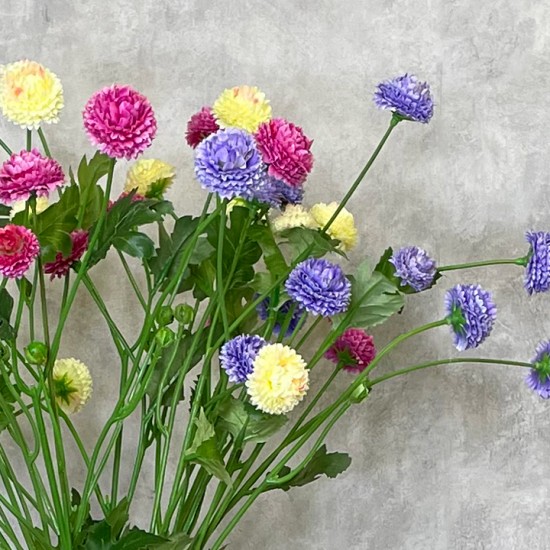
left=113, top=231, right=156, bottom=259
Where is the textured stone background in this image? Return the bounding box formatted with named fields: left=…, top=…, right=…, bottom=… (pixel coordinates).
left=2, top=0, right=550, bottom=548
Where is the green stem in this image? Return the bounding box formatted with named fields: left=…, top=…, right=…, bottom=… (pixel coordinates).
left=216, top=198, right=230, bottom=340
left=438, top=257, right=528, bottom=272
left=0, top=138, right=12, bottom=155
left=293, top=316, right=323, bottom=351
left=117, top=250, right=147, bottom=310
left=26, top=129, right=32, bottom=151
left=37, top=127, right=52, bottom=157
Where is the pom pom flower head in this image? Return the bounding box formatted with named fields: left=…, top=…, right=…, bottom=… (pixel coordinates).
left=325, top=328, right=376, bottom=374
left=0, top=60, right=64, bottom=129
left=246, top=343, right=309, bottom=415
left=390, top=246, right=437, bottom=292
left=445, top=284, right=496, bottom=351
left=0, top=149, right=65, bottom=204
left=52, top=358, right=92, bottom=414
left=213, top=85, right=272, bottom=133
left=251, top=176, right=304, bottom=208
left=285, top=258, right=352, bottom=317
left=526, top=340, right=550, bottom=399
left=255, top=118, right=314, bottom=187
left=219, top=334, right=267, bottom=383
left=524, top=231, right=550, bottom=295
left=271, top=205, right=316, bottom=232
left=194, top=128, right=265, bottom=200
left=44, top=230, right=88, bottom=280
left=124, top=159, right=176, bottom=198
left=374, top=74, right=433, bottom=123
left=0, top=225, right=39, bottom=279
left=83, top=84, right=157, bottom=160
left=186, top=106, right=219, bottom=148
left=310, top=202, right=358, bottom=252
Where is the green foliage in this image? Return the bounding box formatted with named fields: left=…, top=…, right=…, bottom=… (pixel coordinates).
left=0, top=288, right=14, bottom=341
left=279, top=227, right=343, bottom=260
left=152, top=533, right=194, bottom=550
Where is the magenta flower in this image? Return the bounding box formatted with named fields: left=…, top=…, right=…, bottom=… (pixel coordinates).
left=185, top=107, right=219, bottom=148
left=325, top=328, right=376, bottom=374
left=82, top=85, right=157, bottom=159
left=107, top=191, right=146, bottom=210
left=0, top=149, right=64, bottom=204
left=44, top=230, right=88, bottom=280
left=0, top=225, right=40, bottom=279
left=255, top=118, right=313, bottom=187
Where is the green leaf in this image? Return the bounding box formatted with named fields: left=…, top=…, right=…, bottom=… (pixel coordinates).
left=0, top=288, right=14, bottom=323
left=276, top=445, right=351, bottom=491
left=111, top=528, right=167, bottom=549
left=248, top=223, right=288, bottom=279
left=152, top=533, right=193, bottom=550
left=335, top=260, right=404, bottom=329
left=105, top=498, right=130, bottom=540
left=77, top=152, right=112, bottom=191
left=279, top=227, right=343, bottom=260
left=113, top=231, right=156, bottom=259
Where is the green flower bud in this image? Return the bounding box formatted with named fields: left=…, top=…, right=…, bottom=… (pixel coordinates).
left=157, top=305, right=174, bottom=327
left=24, top=341, right=48, bottom=365
left=174, top=304, right=194, bottom=325
left=350, top=381, right=370, bottom=404
left=155, top=327, right=175, bottom=348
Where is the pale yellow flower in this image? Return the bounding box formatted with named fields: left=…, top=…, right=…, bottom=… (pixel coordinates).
left=212, top=85, right=272, bottom=133
left=124, top=159, right=176, bottom=198
left=271, top=205, right=317, bottom=232
left=52, top=358, right=92, bottom=414
left=0, top=60, right=64, bottom=129
left=10, top=197, right=49, bottom=220
left=246, top=343, right=309, bottom=415
left=226, top=197, right=248, bottom=214
left=309, top=202, right=358, bottom=252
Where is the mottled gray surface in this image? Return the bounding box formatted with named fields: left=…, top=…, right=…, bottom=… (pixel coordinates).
left=2, top=0, right=550, bottom=548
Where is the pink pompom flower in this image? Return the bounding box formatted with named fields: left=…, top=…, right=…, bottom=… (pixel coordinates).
left=185, top=106, right=219, bottom=148
left=325, top=328, right=376, bottom=374
left=82, top=84, right=157, bottom=160
left=0, top=149, right=65, bottom=204
left=44, top=230, right=88, bottom=280
left=255, top=118, right=314, bottom=187
left=0, top=225, right=40, bottom=279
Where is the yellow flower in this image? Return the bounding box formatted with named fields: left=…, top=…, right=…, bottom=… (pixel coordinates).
left=271, top=205, right=317, bottom=232
left=226, top=197, right=248, bottom=214
left=0, top=60, right=64, bottom=129
left=246, top=343, right=309, bottom=415
left=52, top=358, right=92, bottom=414
left=124, top=159, right=176, bottom=198
left=212, top=85, right=272, bottom=133
left=10, top=197, right=49, bottom=220
left=309, top=202, right=358, bottom=252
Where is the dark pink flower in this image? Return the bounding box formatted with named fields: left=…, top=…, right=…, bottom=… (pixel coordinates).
left=185, top=106, right=219, bottom=148
left=82, top=85, right=157, bottom=159
left=0, top=225, right=40, bottom=279
left=255, top=118, right=313, bottom=187
left=325, top=328, right=376, bottom=374
left=44, top=230, right=88, bottom=280
left=0, top=149, right=64, bottom=204
left=107, top=191, right=146, bottom=210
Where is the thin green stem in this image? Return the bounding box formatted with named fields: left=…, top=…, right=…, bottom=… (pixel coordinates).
left=294, top=316, right=323, bottom=351
left=438, top=257, right=528, bottom=272
left=117, top=250, right=147, bottom=310
left=0, top=138, right=12, bottom=155
left=37, top=127, right=52, bottom=157
left=26, top=129, right=31, bottom=151
left=216, top=198, right=230, bottom=340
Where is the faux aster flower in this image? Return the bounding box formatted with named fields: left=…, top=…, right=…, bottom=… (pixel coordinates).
left=124, top=159, right=175, bottom=198
left=285, top=258, right=352, bottom=317
left=185, top=106, right=219, bottom=148
left=219, top=334, right=267, bottom=383
left=0, top=149, right=65, bottom=204
left=44, top=230, right=88, bottom=280
left=256, top=297, right=305, bottom=337
left=390, top=246, right=436, bottom=292
left=374, top=74, right=433, bottom=123
left=0, top=60, right=64, bottom=129
left=0, top=225, right=40, bottom=279
left=246, top=343, right=309, bottom=415
left=83, top=84, right=157, bottom=160
left=526, top=340, right=550, bottom=399
left=524, top=231, right=550, bottom=295
left=52, top=358, right=92, bottom=413
left=445, top=284, right=496, bottom=351
left=271, top=205, right=317, bottom=232
left=309, top=202, right=358, bottom=252
left=213, top=85, right=272, bottom=133
left=251, top=175, right=304, bottom=208
left=325, top=328, right=376, bottom=374
left=194, top=128, right=265, bottom=200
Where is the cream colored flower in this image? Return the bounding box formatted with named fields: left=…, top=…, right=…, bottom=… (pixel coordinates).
left=271, top=205, right=317, bottom=232
left=309, top=202, right=358, bottom=252
left=124, top=159, right=176, bottom=197
left=52, top=358, right=92, bottom=414
left=10, top=197, right=49, bottom=220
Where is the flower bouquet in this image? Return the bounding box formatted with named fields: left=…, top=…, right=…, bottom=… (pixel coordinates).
left=0, top=61, right=545, bottom=549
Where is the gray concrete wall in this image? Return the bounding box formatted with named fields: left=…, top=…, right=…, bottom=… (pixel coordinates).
left=2, top=0, right=550, bottom=548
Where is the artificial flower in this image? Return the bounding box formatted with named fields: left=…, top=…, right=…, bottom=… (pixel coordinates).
left=271, top=205, right=316, bottom=232
left=256, top=297, right=305, bottom=337
left=325, top=328, right=376, bottom=374
left=0, top=225, right=39, bottom=279
left=52, top=358, right=92, bottom=413
left=390, top=245, right=436, bottom=292
left=10, top=196, right=49, bottom=219
left=124, top=159, right=175, bottom=198
left=309, top=202, right=358, bottom=252
left=524, top=231, right=550, bottom=295
left=219, top=334, right=267, bottom=383
left=213, top=85, right=271, bottom=133
left=43, top=230, right=88, bottom=280
left=185, top=106, right=219, bottom=148
left=526, top=340, right=550, bottom=399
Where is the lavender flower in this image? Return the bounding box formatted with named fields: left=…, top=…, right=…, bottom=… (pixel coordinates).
left=256, top=297, right=305, bottom=336
left=285, top=258, right=351, bottom=317
left=524, top=231, right=550, bottom=294
left=252, top=175, right=304, bottom=208
left=219, top=334, right=267, bottom=383
left=526, top=340, right=550, bottom=399
left=445, top=284, right=496, bottom=351
left=390, top=246, right=436, bottom=292
left=374, top=74, right=434, bottom=123
left=194, top=128, right=265, bottom=200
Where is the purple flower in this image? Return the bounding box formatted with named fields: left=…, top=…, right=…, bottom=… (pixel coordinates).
left=219, top=334, right=267, bottom=383
left=445, top=284, right=496, bottom=351
left=252, top=175, right=304, bottom=208
left=194, top=128, right=265, bottom=200
left=374, top=74, right=434, bottom=123
left=256, top=297, right=305, bottom=336
left=390, top=246, right=436, bottom=292
left=285, top=258, right=351, bottom=317
left=526, top=340, right=550, bottom=399
left=524, top=231, right=550, bottom=295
